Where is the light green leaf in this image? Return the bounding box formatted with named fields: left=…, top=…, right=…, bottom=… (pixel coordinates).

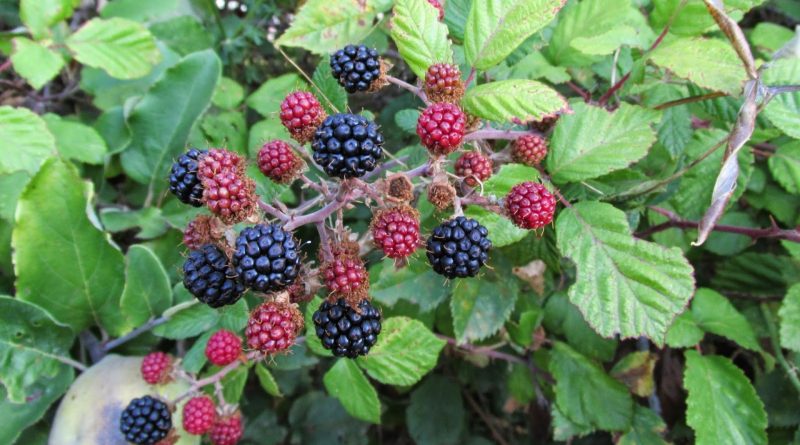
left=304, top=296, right=333, bottom=357
left=769, top=141, right=800, bottom=194
left=463, top=207, right=526, bottom=248
left=218, top=365, right=248, bottom=404
left=248, top=119, right=293, bottom=157
left=153, top=303, right=219, bottom=339
left=394, top=109, right=421, bottom=134
left=464, top=0, right=566, bottom=70
left=10, top=37, right=64, bottom=90
left=42, top=113, right=107, bottom=165
left=276, top=0, right=392, bottom=54
left=618, top=405, right=669, bottom=445
left=371, top=254, right=449, bottom=311
left=665, top=312, right=704, bottom=348
left=451, top=277, right=518, bottom=344
left=149, top=16, right=213, bottom=56
left=324, top=359, right=381, bottom=423
left=66, top=18, right=161, bottom=79
left=120, top=49, right=221, bottom=191
left=690, top=288, right=761, bottom=352
left=0, top=106, right=56, bottom=175
left=246, top=73, right=305, bottom=117
left=0, top=296, right=75, bottom=403
left=461, top=79, right=568, bottom=124
left=650, top=0, right=766, bottom=37
left=357, top=317, right=445, bottom=386
left=552, top=404, right=595, bottom=441
left=762, top=59, right=800, bottom=140
left=550, top=342, right=633, bottom=431
left=119, top=245, right=172, bottom=331
left=407, top=376, right=465, bottom=445
left=256, top=363, right=282, bottom=397
left=200, top=111, right=247, bottom=154
left=391, top=0, right=452, bottom=78
left=548, top=0, right=651, bottom=67
left=547, top=102, right=659, bottom=183
left=0, top=365, right=73, bottom=445
left=212, top=77, right=245, bottom=110
left=650, top=38, right=748, bottom=96
left=684, top=350, right=767, bottom=445
left=555, top=201, right=695, bottom=344
left=779, top=284, right=800, bottom=352
left=20, top=0, right=78, bottom=39
left=13, top=158, right=125, bottom=332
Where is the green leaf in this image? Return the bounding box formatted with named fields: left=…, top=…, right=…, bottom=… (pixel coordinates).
left=543, top=294, right=618, bottom=361
left=13, top=158, right=125, bottom=332
left=684, top=350, right=768, bottom=445
left=246, top=73, right=305, bottom=117
left=779, top=284, right=800, bottom=352
left=550, top=342, right=633, bottom=431
left=20, top=0, right=78, bottom=39
left=0, top=365, right=73, bottom=445
left=200, top=111, right=247, bottom=154
left=0, top=106, right=56, bottom=175
left=99, top=207, right=168, bottom=239
left=451, top=277, right=518, bottom=344
left=650, top=38, right=748, bottom=96
left=357, top=317, right=445, bottom=386
left=120, top=49, right=221, bottom=191
left=464, top=0, right=565, bottom=70
left=461, top=79, right=567, bottom=124
left=665, top=312, right=704, bottom=348
left=153, top=302, right=219, bottom=339
left=304, top=296, right=333, bottom=357
left=610, top=351, right=656, bottom=397
left=212, top=77, right=245, bottom=110
left=689, top=288, right=761, bottom=352
left=248, top=119, right=293, bottom=157
left=217, top=299, right=249, bottom=332
left=149, top=16, right=213, bottom=56
left=650, top=0, right=765, bottom=37
left=762, top=58, right=800, bottom=139
left=10, top=37, right=64, bottom=90
left=394, top=109, right=420, bottom=134
left=219, top=365, right=248, bottom=404
left=370, top=254, right=449, bottom=311
left=276, top=0, right=392, bottom=54
left=256, top=363, right=282, bottom=397
left=555, top=201, right=695, bottom=344
left=618, top=405, right=669, bottom=445
left=0, top=296, right=75, bottom=403
left=547, top=102, right=660, bottom=183
left=66, top=18, right=161, bottom=79
left=547, top=0, right=651, bottom=67
left=181, top=331, right=211, bottom=374
left=324, top=359, right=381, bottom=424
left=407, top=376, right=465, bottom=445
left=119, top=245, right=172, bottom=331
left=552, top=404, right=595, bottom=441
left=391, top=0, right=453, bottom=78
left=311, top=56, right=348, bottom=114
left=769, top=141, right=800, bottom=195
left=41, top=113, right=107, bottom=165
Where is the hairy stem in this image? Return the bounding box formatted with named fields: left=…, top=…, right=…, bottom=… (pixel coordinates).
left=637, top=207, right=800, bottom=243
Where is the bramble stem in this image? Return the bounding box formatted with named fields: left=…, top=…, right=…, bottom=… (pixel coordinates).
left=385, top=75, right=429, bottom=104
left=464, top=128, right=533, bottom=141
left=637, top=207, right=800, bottom=243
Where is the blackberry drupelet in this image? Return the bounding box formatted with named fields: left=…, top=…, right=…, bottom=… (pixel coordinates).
left=168, top=149, right=207, bottom=206
left=312, top=113, right=384, bottom=179
left=313, top=298, right=382, bottom=358
left=119, top=395, right=172, bottom=445
left=183, top=244, right=245, bottom=308
left=232, top=224, right=300, bottom=293
left=426, top=216, right=492, bottom=278
left=330, top=45, right=382, bottom=93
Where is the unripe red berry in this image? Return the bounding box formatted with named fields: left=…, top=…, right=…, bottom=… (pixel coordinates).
left=205, top=329, right=242, bottom=366
left=427, top=0, right=444, bottom=20
left=505, top=182, right=556, bottom=230
left=182, top=396, right=216, bottom=435
left=245, top=301, right=303, bottom=354
left=209, top=412, right=243, bottom=445
left=423, top=63, right=463, bottom=103
left=140, top=352, right=173, bottom=385
left=417, top=103, right=466, bottom=156
left=183, top=215, right=219, bottom=250
left=455, top=151, right=493, bottom=187
left=257, top=140, right=304, bottom=184
left=322, top=256, right=369, bottom=298
left=198, top=149, right=256, bottom=224
left=280, top=91, right=326, bottom=144
left=371, top=206, right=421, bottom=259
left=512, top=134, right=548, bottom=167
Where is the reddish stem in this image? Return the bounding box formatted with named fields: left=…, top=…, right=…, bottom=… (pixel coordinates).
left=637, top=207, right=800, bottom=243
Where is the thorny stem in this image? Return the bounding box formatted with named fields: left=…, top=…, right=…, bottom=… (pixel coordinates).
left=173, top=352, right=260, bottom=405
left=566, top=81, right=591, bottom=102
left=653, top=91, right=728, bottom=110
left=103, top=317, right=170, bottom=351
left=464, top=128, right=536, bottom=142
left=0, top=59, right=11, bottom=74
left=437, top=335, right=553, bottom=384
left=385, top=75, right=429, bottom=104
left=637, top=207, right=800, bottom=243
left=761, top=304, right=800, bottom=395
left=465, top=67, right=477, bottom=88
left=258, top=200, right=290, bottom=222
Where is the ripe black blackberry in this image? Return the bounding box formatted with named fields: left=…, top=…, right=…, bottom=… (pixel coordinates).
left=330, top=45, right=382, bottom=93
left=426, top=216, right=492, bottom=278
left=233, top=224, right=301, bottom=293
left=168, top=148, right=207, bottom=206
left=183, top=244, right=245, bottom=308
left=119, top=395, right=172, bottom=445
left=313, top=298, right=382, bottom=358
left=312, top=113, right=384, bottom=179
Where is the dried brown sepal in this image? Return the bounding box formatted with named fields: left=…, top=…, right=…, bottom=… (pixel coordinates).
left=384, top=172, right=415, bottom=203
left=183, top=215, right=225, bottom=250
left=290, top=114, right=325, bottom=145
left=427, top=174, right=456, bottom=211
left=530, top=114, right=559, bottom=133
left=154, top=429, right=179, bottom=445
left=324, top=240, right=361, bottom=259
left=366, top=59, right=391, bottom=93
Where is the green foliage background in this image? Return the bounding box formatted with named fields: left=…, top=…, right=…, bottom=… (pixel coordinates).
left=1, top=0, right=800, bottom=444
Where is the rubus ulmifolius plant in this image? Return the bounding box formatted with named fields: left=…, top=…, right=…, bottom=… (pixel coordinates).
left=7, top=2, right=800, bottom=445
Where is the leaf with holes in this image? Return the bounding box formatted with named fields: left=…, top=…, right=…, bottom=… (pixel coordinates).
left=556, top=201, right=695, bottom=344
